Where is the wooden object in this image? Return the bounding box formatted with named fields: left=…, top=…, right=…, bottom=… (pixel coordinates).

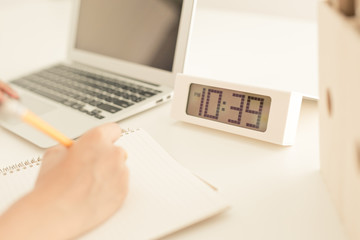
left=318, top=2, right=360, bottom=240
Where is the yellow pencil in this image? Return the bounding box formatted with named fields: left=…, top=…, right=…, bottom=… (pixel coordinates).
left=22, top=110, right=73, bottom=147
left=0, top=98, right=73, bottom=147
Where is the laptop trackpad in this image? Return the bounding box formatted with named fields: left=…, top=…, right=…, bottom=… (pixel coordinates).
left=19, top=94, right=56, bottom=115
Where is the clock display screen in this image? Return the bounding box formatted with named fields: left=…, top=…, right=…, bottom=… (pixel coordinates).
left=186, top=84, right=271, bottom=132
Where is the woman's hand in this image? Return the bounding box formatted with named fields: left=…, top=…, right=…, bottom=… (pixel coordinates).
left=0, top=123, right=129, bottom=240
left=0, top=80, right=19, bottom=103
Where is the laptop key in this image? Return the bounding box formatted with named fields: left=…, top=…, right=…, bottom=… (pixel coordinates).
left=74, top=95, right=87, bottom=101
left=112, top=98, right=133, bottom=108
left=104, top=96, right=113, bottom=102
left=89, top=100, right=101, bottom=106
left=81, top=97, right=92, bottom=104
left=97, top=103, right=121, bottom=113
left=71, top=103, right=84, bottom=110
left=130, top=95, right=144, bottom=103
left=95, top=93, right=106, bottom=100
left=31, top=88, right=67, bottom=104
left=139, top=91, right=156, bottom=97
left=105, top=88, right=115, bottom=94
left=91, top=109, right=102, bottom=115
left=122, top=93, right=130, bottom=99
left=94, top=114, right=105, bottom=119
left=63, top=100, right=77, bottom=106
left=134, top=97, right=146, bottom=102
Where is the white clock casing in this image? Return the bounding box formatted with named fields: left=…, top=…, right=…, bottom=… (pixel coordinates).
left=171, top=74, right=303, bottom=146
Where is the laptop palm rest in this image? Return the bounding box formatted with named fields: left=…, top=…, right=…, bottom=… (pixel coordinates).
left=20, top=93, right=56, bottom=116
left=0, top=93, right=94, bottom=148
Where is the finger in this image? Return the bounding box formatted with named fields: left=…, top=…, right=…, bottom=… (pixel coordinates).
left=115, top=146, right=128, bottom=162
left=102, top=123, right=123, bottom=143
left=123, top=150, right=128, bottom=161
left=43, top=144, right=66, bottom=158
left=0, top=81, right=19, bottom=99
left=4, top=88, right=19, bottom=99
left=0, top=92, right=3, bottom=103
left=89, top=123, right=123, bottom=143
left=42, top=145, right=67, bottom=164
left=39, top=145, right=67, bottom=174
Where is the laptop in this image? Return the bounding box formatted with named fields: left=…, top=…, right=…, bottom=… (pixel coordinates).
left=0, top=0, right=196, bottom=148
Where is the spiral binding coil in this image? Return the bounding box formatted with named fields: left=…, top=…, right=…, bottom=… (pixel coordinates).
left=121, top=128, right=138, bottom=136
left=0, top=157, right=42, bottom=176
left=0, top=129, right=139, bottom=176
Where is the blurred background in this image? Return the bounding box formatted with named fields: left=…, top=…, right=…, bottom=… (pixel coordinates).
left=0, top=0, right=318, bottom=98
left=199, top=0, right=317, bottom=20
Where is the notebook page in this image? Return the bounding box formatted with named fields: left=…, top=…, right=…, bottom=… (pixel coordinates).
left=0, top=129, right=228, bottom=239
left=82, top=129, right=228, bottom=239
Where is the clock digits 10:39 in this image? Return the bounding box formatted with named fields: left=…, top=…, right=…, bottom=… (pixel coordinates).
left=186, top=84, right=271, bottom=132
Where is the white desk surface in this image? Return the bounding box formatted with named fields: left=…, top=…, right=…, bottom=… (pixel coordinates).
left=0, top=1, right=346, bottom=240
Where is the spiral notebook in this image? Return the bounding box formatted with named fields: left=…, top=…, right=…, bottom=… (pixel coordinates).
left=0, top=128, right=229, bottom=239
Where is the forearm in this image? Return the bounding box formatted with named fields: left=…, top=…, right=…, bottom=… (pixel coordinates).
left=0, top=191, right=80, bottom=240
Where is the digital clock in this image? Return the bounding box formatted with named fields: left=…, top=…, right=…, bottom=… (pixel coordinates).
left=171, top=74, right=303, bottom=145
left=186, top=83, right=272, bottom=132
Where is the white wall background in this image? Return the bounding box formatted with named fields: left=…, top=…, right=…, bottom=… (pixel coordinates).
left=0, top=0, right=318, bottom=21
left=197, top=0, right=317, bottom=20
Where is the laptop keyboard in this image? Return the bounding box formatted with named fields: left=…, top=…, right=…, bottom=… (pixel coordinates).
left=11, top=65, right=162, bottom=119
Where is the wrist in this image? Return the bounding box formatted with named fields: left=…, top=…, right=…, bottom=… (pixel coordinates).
left=0, top=190, right=80, bottom=240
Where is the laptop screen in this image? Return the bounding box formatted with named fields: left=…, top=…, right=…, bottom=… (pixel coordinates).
left=75, top=0, right=183, bottom=72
